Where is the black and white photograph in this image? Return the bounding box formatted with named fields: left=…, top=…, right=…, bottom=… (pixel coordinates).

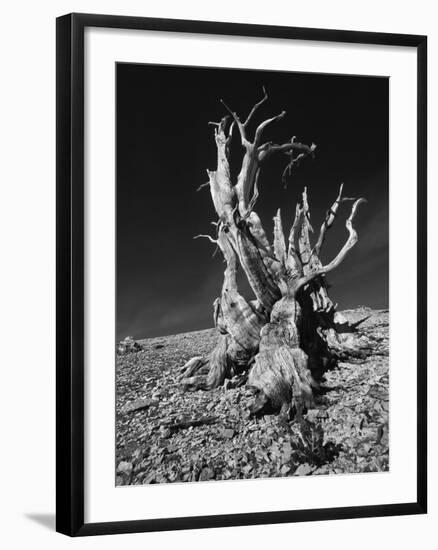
left=0, top=0, right=432, bottom=546
left=115, top=63, right=389, bottom=485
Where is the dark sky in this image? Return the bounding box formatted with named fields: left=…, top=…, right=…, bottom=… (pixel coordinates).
left=117, top=63, right=388, bottom=341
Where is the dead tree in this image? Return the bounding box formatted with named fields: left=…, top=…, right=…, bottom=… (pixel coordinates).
left=179, top=88, right=366, bottom=419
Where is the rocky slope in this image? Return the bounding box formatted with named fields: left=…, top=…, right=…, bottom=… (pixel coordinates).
left=115, top=307, right=389, bottom=485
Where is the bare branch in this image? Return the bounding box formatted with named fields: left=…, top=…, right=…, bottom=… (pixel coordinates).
left=254, top=111, right=286, bottom=144
left=220, top=99, right=248, bottom=146
left=281, top=154, right=303, bottom=185
left=294, top=198, right=366, bottom=293
left=243, top=86, right=268, bottom=126
left=273, top=208, right=287, bottom=264
left=243, top=169, right=260, bottom=218
left=234, top=145, right=259, bottom=217
left=197, top=181, right=210, bottom=192
left=207, top=126, right=235, bottom=221
left=312, top=183, right=357, bottom=255
left=281, top=141, right=317, bottom=185
left=301, top=186, right=314, bottom=234
left=195, top=232, right=220, bottom=259
left=296, top=186, right=314, bottom=279
left=288, top=204, right=303, bottom=256
left=221, top=87, right=269, bottom=146
left=285, top=204, right=303, bottom=275
left=194, top=234, right=218, bottom=244
left=258, top=138, right=317, bottom=164
left=219, top=115, right=231, bottom=136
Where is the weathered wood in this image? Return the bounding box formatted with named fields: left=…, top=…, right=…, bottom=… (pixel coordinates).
left=273, top=209, right=287, bottom=266
left=248, top=296, right=315, bottom=418
left=179, top=88, right=366, bottom=419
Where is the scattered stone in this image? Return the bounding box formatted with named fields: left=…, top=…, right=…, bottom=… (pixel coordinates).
left=312, top=465, right=330, bottom=475
left=199, top=468, right=215, bottom=481
left=117, top=336, right=142, bottom=355
left=160, top=427, right=172, bottom=438
left=165, top=416, right=217, bottom=432
left=143, top=472, right=156, bottom=484
left=122, top=397, right=152, bottom=414
left=221, top=428, right=235, bottom=439
left=293, top=463, right=315, bottom=476
left=281, top=442, right=293, bottom=464
left=306, top=409, right=329, bottom=423
left=116, top=310, right=389, bottom=485
left=117, top=461, right=133, bottom=475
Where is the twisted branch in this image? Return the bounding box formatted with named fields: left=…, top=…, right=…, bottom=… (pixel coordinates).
left=243, top=86, right=268, bottom=126
left=313, top=183, right=355, bottom=255
left=194, top=234, right=218, bottom=244
left=295, top=198, right=366, bottom=293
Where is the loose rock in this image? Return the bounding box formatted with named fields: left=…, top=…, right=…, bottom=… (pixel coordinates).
left=116, top=310, right=389, bottom=485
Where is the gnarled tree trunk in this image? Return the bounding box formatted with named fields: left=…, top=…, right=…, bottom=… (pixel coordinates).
left=179, top=89, right=366, bottom=419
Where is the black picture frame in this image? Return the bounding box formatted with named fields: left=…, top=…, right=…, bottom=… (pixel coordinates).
left=56, top=12, right=427, bottom=537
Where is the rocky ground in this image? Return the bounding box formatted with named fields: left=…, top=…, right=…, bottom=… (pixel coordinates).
left=115, top=307, right=389, bottom=485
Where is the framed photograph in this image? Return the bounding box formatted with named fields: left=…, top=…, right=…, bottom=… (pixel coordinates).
left=56, top=13, right=427, bottom=536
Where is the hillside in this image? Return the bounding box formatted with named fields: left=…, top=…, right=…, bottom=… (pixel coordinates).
left=116, top=307, right=389, bottom=485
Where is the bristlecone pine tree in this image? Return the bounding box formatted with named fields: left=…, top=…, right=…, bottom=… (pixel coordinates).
left=180, top=88, right=366, bottom=420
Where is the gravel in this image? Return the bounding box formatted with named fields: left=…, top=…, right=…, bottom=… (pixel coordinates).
left=115, top=307, right=389, bottom=485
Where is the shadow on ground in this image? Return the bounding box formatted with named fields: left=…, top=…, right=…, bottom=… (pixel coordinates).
left=25, top=513, right=55, bottom=531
